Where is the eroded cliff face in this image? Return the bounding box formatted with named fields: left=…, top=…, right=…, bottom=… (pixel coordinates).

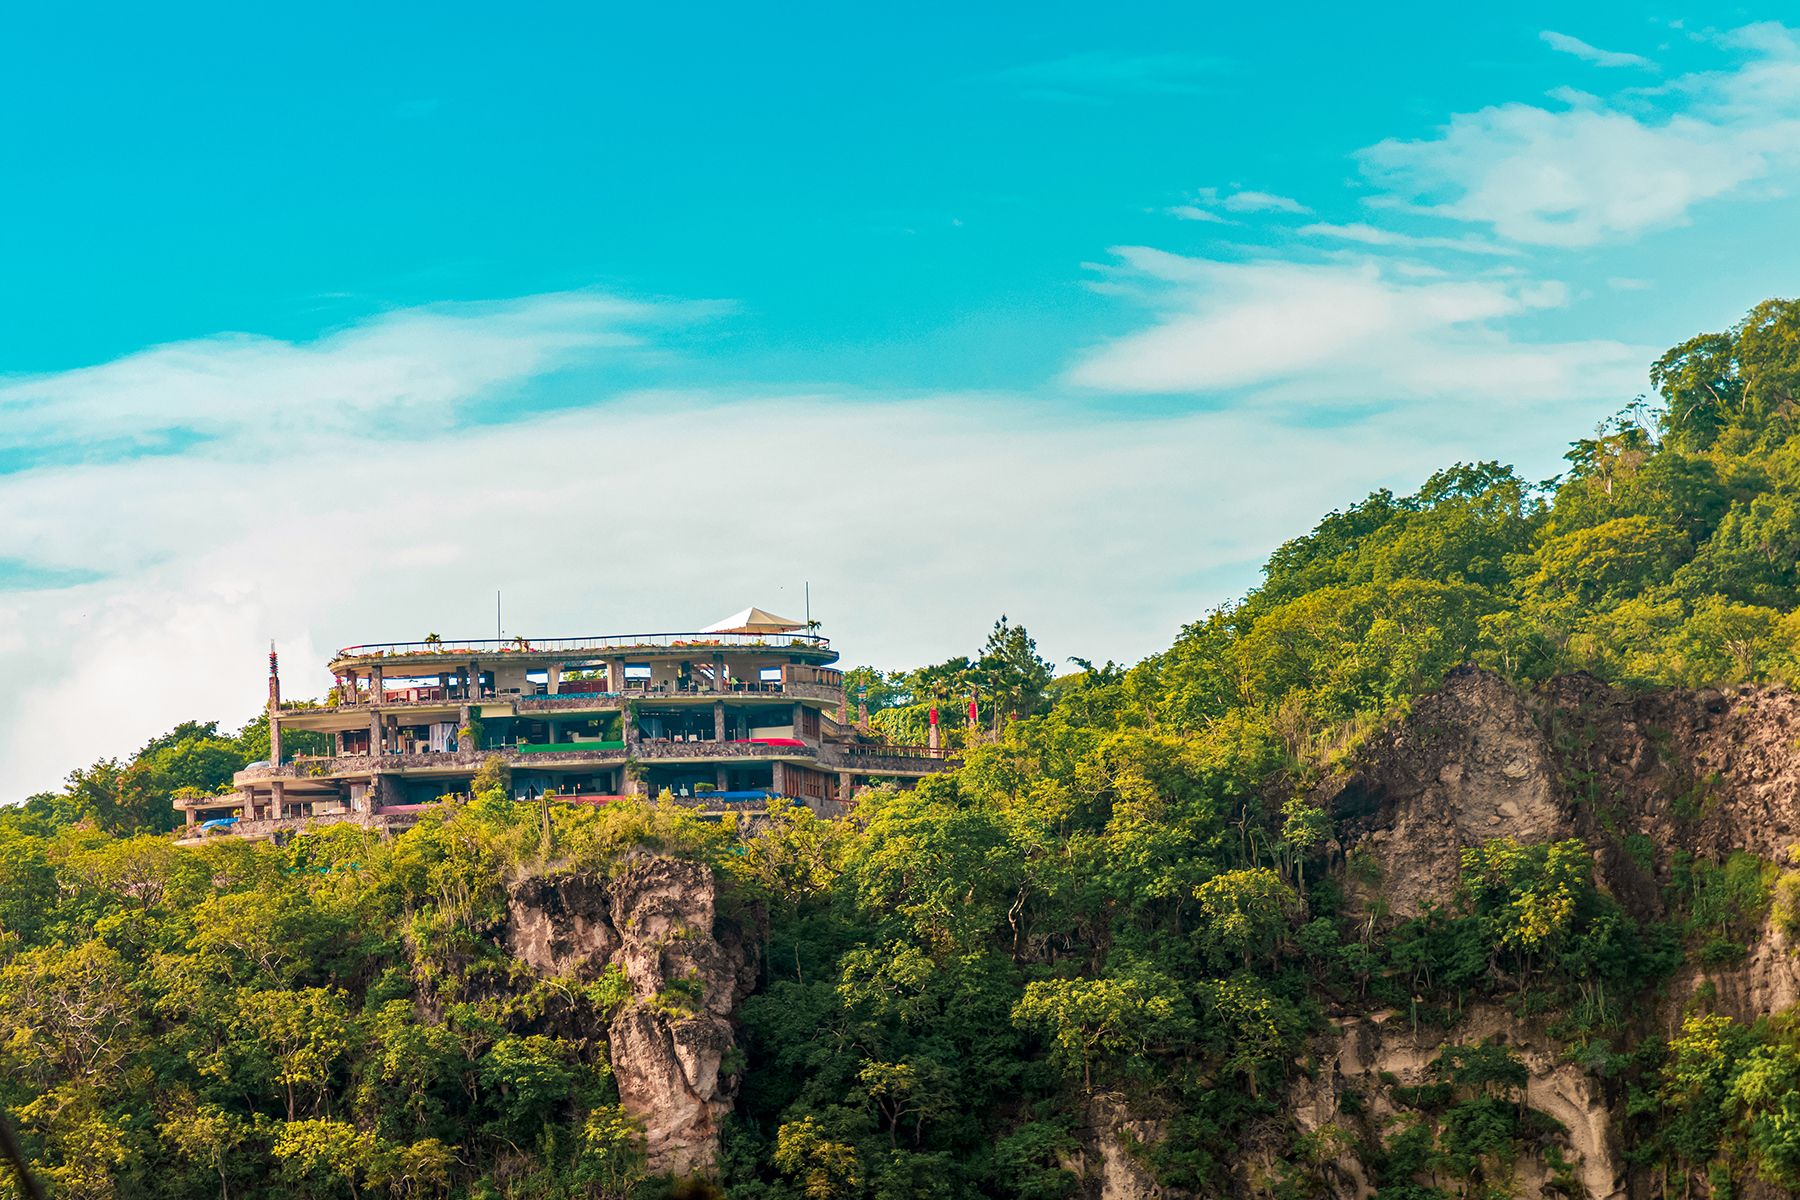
left=1321, top=666, right=1570, bottom=919
left=1060, top=1095, right=1186, bottom=1200
left=1305, top=666, right=1800, bottom=1199
left=1288, top=1008, right=1625, bottom=1200
left=506, top=854, right=761, bottom=1177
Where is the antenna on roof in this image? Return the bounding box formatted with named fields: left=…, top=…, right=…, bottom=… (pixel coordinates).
left=497, top=590, right=502, bottom=643
left=805, top=581, right=811, bottom=630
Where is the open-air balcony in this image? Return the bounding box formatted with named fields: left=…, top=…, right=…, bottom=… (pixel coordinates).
left=286, top=669, right=845, bottom=714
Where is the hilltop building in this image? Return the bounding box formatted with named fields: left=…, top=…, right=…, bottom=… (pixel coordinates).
left=178, top=608, right=953, bottom=841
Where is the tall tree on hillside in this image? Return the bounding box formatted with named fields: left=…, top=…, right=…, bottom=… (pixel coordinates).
left=975, top=617, right=1053, bottom=731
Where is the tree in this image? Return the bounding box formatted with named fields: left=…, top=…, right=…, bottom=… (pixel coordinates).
left=1653, top=330, right=1743, bottom=451
left=271, top=1118, right=376, bottom=1200
left=1012, top=963, right=1189, bottom=1090
left=1458, top=838, right=1593, bottom=979
left=233, top=987, right=354, bottom=1121
left=774, top=1117, right=863, bottom=1200
left=1521, top=515, right=1690, bottom=614
left=1193, top=868, right=1296, bottom=969
left=975, top=617, right=1054, bottom=730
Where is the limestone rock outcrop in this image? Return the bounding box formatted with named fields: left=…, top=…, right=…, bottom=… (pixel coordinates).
left=1319, top=665, right=1568, bottom=918
left=506, top=854, right=761, bottom=1176
left=1311, top=666, right=1800, bottom=1198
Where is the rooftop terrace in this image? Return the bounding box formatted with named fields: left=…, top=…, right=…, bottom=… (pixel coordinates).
left=334, top=631, right=830, bottom=659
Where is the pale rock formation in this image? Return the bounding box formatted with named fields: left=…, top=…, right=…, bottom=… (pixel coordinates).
left=507, top=854, right=760, bottom=1177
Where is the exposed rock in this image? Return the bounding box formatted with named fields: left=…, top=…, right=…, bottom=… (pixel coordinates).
left=1061, top=1094, right=1192, bottom=1200
left=1312, top=667, right=1800, bottom=1199
left=1286, top=1008, right=1622, bottom=1200
left=506, top=854, right=762, bottom=1177
left=1322, top=666, right=1568, bottom=917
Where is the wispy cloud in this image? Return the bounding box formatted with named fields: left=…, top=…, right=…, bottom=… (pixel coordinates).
left=1297, top=221, right=1518, bottom=256
left=1220, top=190, right=1310, bottom=214
left=0, top=293, right=701, bottom=469
left=1165, top=204, right=1231, bottom=223
left=1540, top=31, right=1655, bottom=70
left=1359, top=23, right=1800, bottom=247
left=1066, top=248, right=1643, bottom=403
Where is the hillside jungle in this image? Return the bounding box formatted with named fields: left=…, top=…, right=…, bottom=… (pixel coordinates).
left=7, top=300, right=1800, bottom=1199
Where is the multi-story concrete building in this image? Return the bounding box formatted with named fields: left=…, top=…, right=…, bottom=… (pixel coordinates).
left=177, top=608, right=954, bottom=840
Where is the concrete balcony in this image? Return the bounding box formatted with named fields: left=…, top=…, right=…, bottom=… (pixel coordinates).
left=176, top=809, right=404, bottom=846
left=280, top=677, right=845, bottom=717
left=633, top=738, right=815, bottom=761
left=818, top=742, right=959, bottom=776
left=235, top=737, right=829, bottom=785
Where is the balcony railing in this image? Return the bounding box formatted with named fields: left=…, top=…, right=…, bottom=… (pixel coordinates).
left=238, top=736, right=827, bottom=782
left=333, top=631, right=831, bottom=660
left=834, top=742, right=948, bottom=760
left=284, top=677, right=844, bottom=714
left=820, top=743, right=959, bottom=773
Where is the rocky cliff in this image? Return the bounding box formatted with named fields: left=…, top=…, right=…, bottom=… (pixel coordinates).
left=1302, top=666, right=1800, bottom=1200
left=506, top=854, right=762, bottom=1177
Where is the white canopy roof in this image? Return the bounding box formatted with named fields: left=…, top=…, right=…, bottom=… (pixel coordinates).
left=700, top=606, right=807, bottom=634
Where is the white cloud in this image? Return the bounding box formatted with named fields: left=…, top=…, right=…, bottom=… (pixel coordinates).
left=1540, top=31, right=1655, bottom=70
left=0, top=292, right=694, bottom=460
left=1065, top=248, right=1644, bottom=402
left=1221, top=190, right=1311, bottom=214
left=1166, top=205, right=1230, bottom=223
left=1297, top=221, right=1518, bottom=256
left=1358, top=24, right=1800, bottom=247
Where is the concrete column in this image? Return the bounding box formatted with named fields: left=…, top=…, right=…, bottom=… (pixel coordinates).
left=609, top=657, right=626, bottom=693
left=271, top=781, right=286, bottom=820
left=712, top=652, right=725, bottom=692
left=838, top=772, right=853, bottom=805
left=185, top=807, right=196, bottom=828
left=792, top=701, right=806, bottom=741
left=369, top=710, right=382, bottom=755
left=467, top=660, right=481, bottom=698
left=771, top=760, right=787, bottom=798
left=715, top=766, right=729, bottom=792
left=370, top=665, right=384, bottom=703
left=267, top=647, right=282, bottom=752
left=548, top=664, right=561, bottom=695
left=713, top=701, right=726, bottom=742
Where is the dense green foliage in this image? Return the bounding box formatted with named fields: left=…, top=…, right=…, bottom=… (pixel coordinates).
left=9, top=300, right=1800, bottom=1197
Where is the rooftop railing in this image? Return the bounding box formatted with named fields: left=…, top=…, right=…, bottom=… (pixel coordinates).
left=283, top=677, right=843, bottom=713
left=333, top=631, right=831, bottom=659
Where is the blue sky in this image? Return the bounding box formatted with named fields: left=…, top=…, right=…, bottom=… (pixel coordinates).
left=2, top=5, right=1800, bottom=794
